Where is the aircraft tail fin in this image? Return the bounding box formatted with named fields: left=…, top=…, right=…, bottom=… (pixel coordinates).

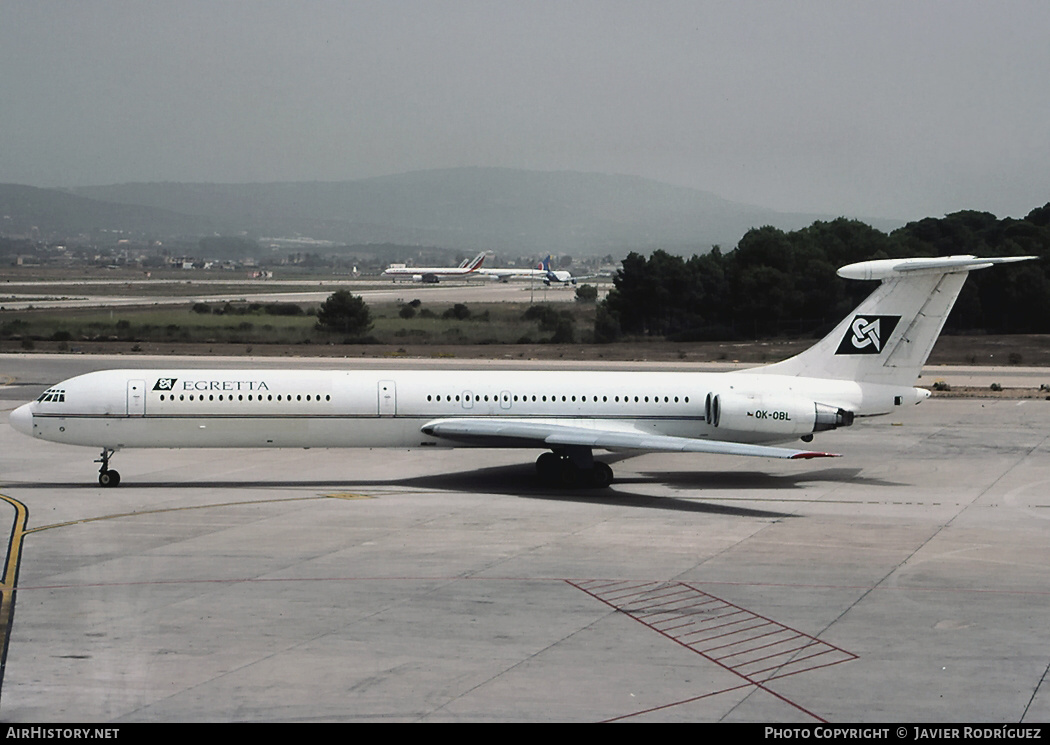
left=753, top=255, right=1035, bottom=387
left=465, top=252, right=485, bottom=272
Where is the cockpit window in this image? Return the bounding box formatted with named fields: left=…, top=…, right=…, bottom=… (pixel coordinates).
left=36, top=388, right=66, bottom=403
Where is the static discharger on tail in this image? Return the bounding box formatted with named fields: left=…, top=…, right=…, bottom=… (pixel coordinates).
left=9, top=255, right=1034, bottom=488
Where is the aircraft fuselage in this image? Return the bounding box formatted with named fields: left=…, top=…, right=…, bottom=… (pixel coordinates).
left=11, top=368, right=921, bottom=451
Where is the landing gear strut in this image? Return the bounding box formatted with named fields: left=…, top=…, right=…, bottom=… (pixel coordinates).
left=535, top=448, right=613, bottom=489
left=95, top=448, right=120, bottom=487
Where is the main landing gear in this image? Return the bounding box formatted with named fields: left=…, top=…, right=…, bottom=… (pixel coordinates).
left=95, top=448, right=120, bottom=487
left=535, top=448, right=613, bottom=489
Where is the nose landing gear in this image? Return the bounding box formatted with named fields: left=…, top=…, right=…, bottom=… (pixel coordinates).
left=95, top=448, right=121, bottom=487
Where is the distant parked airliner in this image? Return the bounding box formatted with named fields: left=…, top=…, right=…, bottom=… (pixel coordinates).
left=478, top=255, right=597, bottom=285
left=382, top=252, right=486, bottom=283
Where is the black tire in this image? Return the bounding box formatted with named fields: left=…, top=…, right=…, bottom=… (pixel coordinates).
left=557, top=460, right=579, bottom=488
left=590, top=462, right=613, bottom=489
left=536, top=452, right=560, bottom=483
left=99, top=469, right=120, bottom=487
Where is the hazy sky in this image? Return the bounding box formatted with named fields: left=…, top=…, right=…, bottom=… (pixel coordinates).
left=2, top=1, right=1048, bottom=220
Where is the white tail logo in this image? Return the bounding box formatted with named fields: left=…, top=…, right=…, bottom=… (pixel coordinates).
left=834, top=315, right=901, bottom=356
left=851, top=317, right=882, bottom=350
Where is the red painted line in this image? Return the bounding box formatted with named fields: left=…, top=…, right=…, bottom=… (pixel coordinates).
left=639, top=616, right=693, bottom=630
left=631, top=587, right=698, bottom=602
left=657, top=620, right=698, bottom=634
left=763, top=655, right=858, bottom=682
left=599, top=681, right=756, bottom=723
left=681, top=614, right=756, bottom=636
left=635, top=603, right=729, bottom=620
left=640, top=607, right=723, bottom=622
left=671, top=597, right=724, bottom=612
left=733, top=641, right=820, bottom=670
left=588, top=579, right=660, bottom=591
left=746, top=647, right=838, bottom=678
left=602, top=579, right=664, bottom=592
left=623, top=594, right=700, bottom=611
left=703, top=626, right=796, bottom=654
left=630, top=591, right=713, bottom=608
left=693, top=608, right=748, bottom=624
left=679, top=581, right=859, bottom=657
left=629, top=600, right=705, bottom=615
left=567, top=579, right=839, bottom=723
left=683, top=623, right=765, bottom=643
left=603, top=583, right=668, bottom=601
left=576, top=580, right=641, bottom=592
left=777, top=647, right=844, bottom=670
left=710, top=631, right=804, bottom=660
left=633, top=609, right=691, bottom=620
left=690, top=620, right=778, bottom=645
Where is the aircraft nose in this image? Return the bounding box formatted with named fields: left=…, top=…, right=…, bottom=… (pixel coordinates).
left=9, top=403, right=34, bottom=437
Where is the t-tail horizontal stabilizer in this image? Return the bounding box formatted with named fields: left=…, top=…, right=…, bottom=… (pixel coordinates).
left=837, top=255, right=1036, bottom=280
left=754, top=254, right=1037, bottom=387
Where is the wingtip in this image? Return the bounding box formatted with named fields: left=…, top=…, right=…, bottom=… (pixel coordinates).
left=790, top=451, right=841, bottom=459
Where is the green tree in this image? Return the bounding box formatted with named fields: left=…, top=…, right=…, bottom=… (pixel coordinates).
left=315, top=290, right=373, bottom=336
left=522, top=304, right=561, bottom=332
left=442, top=303, right=471, bottom=320
left=574, top=284, right=598, bottom=303
left=550, top=316, right=575, bottom=343
left=594, top=203, right=1050, bottom=342
left=593, top=301, right=621, bottom=343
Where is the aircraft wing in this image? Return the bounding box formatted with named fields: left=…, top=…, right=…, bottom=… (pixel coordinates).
left=420, top=418, right=838, bottom=459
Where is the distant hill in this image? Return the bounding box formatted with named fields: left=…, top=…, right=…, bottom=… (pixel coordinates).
left=0, top=183, right=224, bottom=239
left=8, top=168, right=904, bottom=253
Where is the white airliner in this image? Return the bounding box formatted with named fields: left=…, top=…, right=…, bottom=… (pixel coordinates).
left=474, top=255, right=551, bottom=283
left=382, top=252, right=486, bottom=283
left=480, top=256, right=597, bottom=285
left=535, top=255, right=598, bottom=286
left=9, top=255, right=1033, bottom=488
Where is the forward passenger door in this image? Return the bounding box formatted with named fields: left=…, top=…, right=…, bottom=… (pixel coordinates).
left=127, top=379, right=145, bottom=416
left=378, top=380, right=396, bottom=416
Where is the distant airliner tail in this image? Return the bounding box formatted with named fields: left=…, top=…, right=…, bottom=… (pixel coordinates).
left=754, top=255, right=1036, bottom=387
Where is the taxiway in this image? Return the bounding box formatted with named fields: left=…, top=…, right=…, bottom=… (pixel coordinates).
left=1, top=355, right=1048, bottom=722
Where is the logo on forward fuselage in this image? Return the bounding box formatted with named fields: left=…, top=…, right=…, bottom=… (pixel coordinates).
left=180, top=379, right=270, bottom=391
left=835, top=315, right=900, bottom=355
left=153, top=377, right=271, bottom=392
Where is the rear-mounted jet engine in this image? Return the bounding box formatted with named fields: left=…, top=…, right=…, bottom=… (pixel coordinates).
left=705, top=391, right=854, bottom=438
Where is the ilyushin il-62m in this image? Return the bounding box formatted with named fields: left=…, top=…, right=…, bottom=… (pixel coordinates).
left=9, top=255, right=1033, bottom=488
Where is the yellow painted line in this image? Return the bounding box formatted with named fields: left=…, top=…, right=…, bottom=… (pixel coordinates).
left=0, top=493, right=30, bottom=694
left=0, top=493, right=28, bottom=612
left=0, top=488, right=374, bottom=700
